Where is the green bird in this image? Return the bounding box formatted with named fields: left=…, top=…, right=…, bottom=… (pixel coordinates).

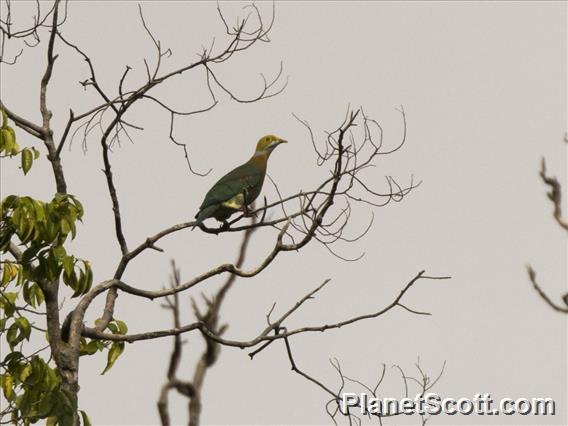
left=194, top=135, right=287, bottom=227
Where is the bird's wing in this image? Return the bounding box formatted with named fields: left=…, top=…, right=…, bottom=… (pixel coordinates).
left=198, top=162, right=263, bottom=211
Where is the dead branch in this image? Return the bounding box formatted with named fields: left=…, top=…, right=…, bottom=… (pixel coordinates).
left=158, top=222, right=255, bottom=426
left=0, top=0, right=68, bottom=64
left=527, top=265, right=568, bottom=314
left=281, top=333, right=446, bottom=425
left=50, top=2, right=288, bottom=335
left=72, top=106, right=424, bottom=353
left=539, top=157, right=568, bottom=231
left=79, top=271, right=450, bottom=348
left=527, top=140, right=568, bottom=314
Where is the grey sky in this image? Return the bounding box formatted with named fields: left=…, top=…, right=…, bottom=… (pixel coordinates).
left=1, top=1, right=566, bottom=425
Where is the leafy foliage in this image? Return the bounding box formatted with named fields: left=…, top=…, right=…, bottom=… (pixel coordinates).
left=78, top=318, right=128, bottom=375
left=1, top=194, right=93, bottom=297
left=0, top=109, right=40, bottom=174
left=0, top=354, right=75, bottom=424
left=99, top=319, right=128, bottom=375
left=0, top=115, right=121, bottom=424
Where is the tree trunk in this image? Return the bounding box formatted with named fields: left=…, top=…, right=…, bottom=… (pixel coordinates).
left=42, top=281, right=81, bottom=425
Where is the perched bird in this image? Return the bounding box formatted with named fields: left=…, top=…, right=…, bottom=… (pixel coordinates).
left=194, top=134, right=287, bottom=228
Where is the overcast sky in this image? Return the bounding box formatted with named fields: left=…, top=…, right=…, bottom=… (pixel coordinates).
left=1, top=1, right=566, bottom=425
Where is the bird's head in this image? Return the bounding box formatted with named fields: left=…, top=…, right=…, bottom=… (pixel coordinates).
left=255, top=135, right=287, bottom=155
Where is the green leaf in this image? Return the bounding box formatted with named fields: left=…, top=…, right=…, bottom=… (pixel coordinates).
left=2, top=127, right=19, bottom=155
left=69, top=195, right=84, bottom=219
left=1, top=194, right=18, bottom=209
left=36, top=391, right=57, bottom=418
left=62, top=266, right=78, bottom=292
left=16, top=265, right=25, bottom=286
left=72, top=269, right=86, bottom=298
left=52, top=245, right=67, bottom=260
left=6, top=322, right=19, bottom=347
left=19, top=218, right=35, bottom=244
left=60, top=218, right=71, bottom=237
left=1, top=373, right=14, bottom=401
left=23, top=283, right=44, bottom=308
left=1, top=262, right=19, bottom=286
left=16, top=390, right=32, bottom=414
left=21, top=148, right=33, bottom=175
left=69, top=260, right=92, bottom=297
left=16, top=317, right=31, bottom=340
left=31, top=146, right=40, bottom=160
left=18, top=319, right=31, bottom=341
left=115, top=319, right=128, bottom=335
left=27, top=356, right=47, bottom=386
left=0, top=291, right=18, bottom=304
left=45, top=219, right=58, bottom=243
left=106, top=319, right=128, bottom=335
left=3, top=351, right=24, bottom=369
left=84, top=262, right=93, bottom=293
left=44, top=250, right=62, bottom=282
left=80, top=410, right=92, bottom=426
left=69, top=219, right=77, bottom=240
left=101, top=342, right=124, bottom=375
left=33, top=199, right=46, bottom=221
left=0, top=292, right=18, bottom=317
left=42, top=363, right=59, bottom=391
left=61, top=255, right=74, bottom=276
left=79, top=338, right=100, bottom=356
left=1, top=108, right=7, bottom=128
left=6, top=317, right=32, bottom=348
left=30, top=283, right=44, bottom=307
left=23, top=282, right=32, bottom=305
left=19, top=364, right=32, bottom=382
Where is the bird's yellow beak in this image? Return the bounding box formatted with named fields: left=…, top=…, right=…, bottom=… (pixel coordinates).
left=268, top=138, right=287, bottom=149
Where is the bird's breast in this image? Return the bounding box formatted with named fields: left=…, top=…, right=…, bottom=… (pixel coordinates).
left=249, top=152, right=269, bottom=173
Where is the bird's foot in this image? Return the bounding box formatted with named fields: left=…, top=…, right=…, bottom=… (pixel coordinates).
left=242, top=204, right=258, bottom=218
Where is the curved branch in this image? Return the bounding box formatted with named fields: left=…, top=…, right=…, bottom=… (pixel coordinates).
left=539, top=157, right=568, bottom=231
left=527, top=265, right=568, bottom=314
left=0, top=101, right=44, bottom=139
left=38, top=0, right=67, bottom=194
left=80, top=271, right=450, bottom=347
left=86, top=106, right=416, bottom=340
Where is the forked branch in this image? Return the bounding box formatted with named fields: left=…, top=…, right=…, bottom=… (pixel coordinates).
left=527, top=141, right=568, bottom=314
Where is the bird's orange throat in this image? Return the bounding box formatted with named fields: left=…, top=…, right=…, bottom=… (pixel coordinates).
left=250, top=151, right=269, bottom=173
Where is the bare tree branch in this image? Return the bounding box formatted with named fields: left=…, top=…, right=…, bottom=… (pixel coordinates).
left=37, top=0, right=68, bottom=195
left=1, top=4, right=446, bottom=425
left=527, top=265, right=568, bottom=314
left=80, top=271, right=450, bottom=348
left=158, top=223, right=255, bottom=425
left=528, top=139, right=567, bottom=314
left=0, top=101, right=44, bottom=138
left=51, top=2, right=289, bottom=336
left=281, top=333, right=446, bottom=425
left=71, top=105, right=423, bottom=356
left=539, top=157, right=568, bottom=231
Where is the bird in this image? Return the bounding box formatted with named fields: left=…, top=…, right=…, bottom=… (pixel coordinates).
left=194, top=134, right=287, bottom=228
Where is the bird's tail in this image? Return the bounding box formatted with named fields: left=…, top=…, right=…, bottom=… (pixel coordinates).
left=193, top=206, right=215, bottom=230
left=192, top=213, right=203, bottom=231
